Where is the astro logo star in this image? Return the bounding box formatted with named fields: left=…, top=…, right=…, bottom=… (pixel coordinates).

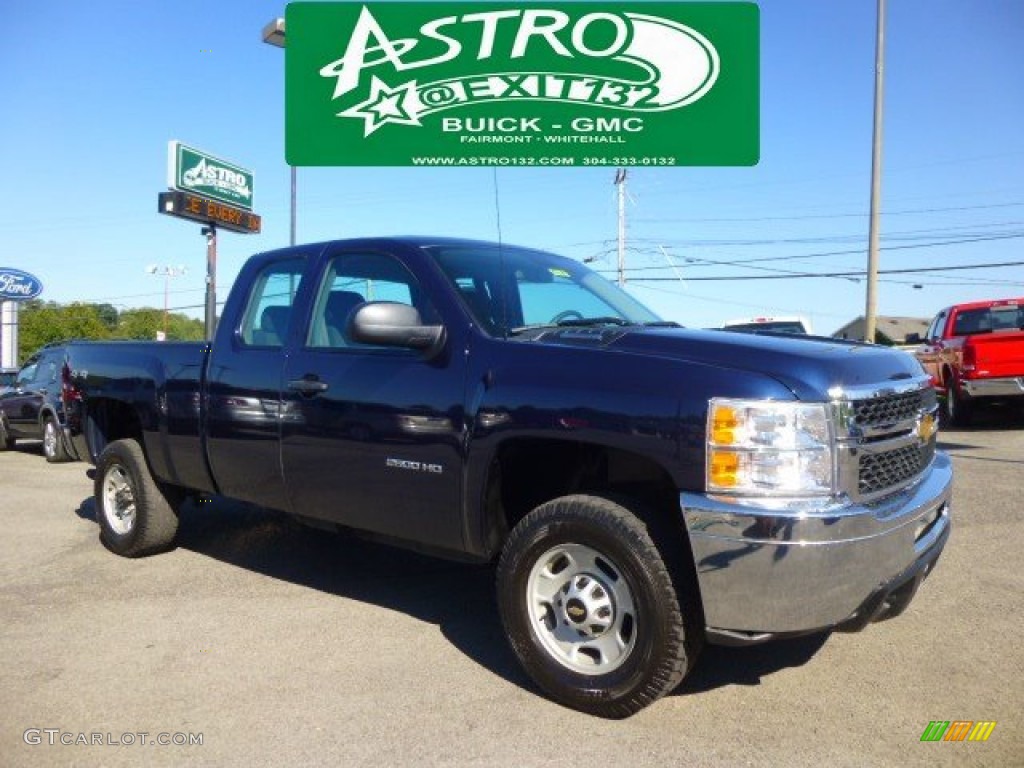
left=340, top=76, right=422, bottom=136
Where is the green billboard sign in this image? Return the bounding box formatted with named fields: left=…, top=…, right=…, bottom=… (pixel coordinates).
left=167, top=141, right=255, bottom=210
left=285, top=2, right=759, bottom=167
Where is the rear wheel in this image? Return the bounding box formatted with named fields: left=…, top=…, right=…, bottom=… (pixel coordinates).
left=943, top=378, right=973, bottom=427
left=43, top=417, right=71, bottom=463
left=95, top=439, right=181, bottom=557
left=497, top=494, right=698, bottom=718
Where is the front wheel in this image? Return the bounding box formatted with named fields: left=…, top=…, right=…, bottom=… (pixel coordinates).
left=497, top=495, right=697, bottom=718
left=95, top=439, right=181, bottom=557
left=43, top=417, right=71, bottom=463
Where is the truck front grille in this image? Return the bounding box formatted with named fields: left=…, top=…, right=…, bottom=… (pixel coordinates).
left=850, top=388, right=936, bottom=431
left=836, top=380, right=939, bottom=500
left=858, top=440, right=936, bottom=496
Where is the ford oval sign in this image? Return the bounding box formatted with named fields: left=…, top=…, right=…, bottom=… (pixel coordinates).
left=0, top=268, right=44, bottom=301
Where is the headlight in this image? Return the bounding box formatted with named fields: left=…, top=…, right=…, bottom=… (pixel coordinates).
left=707, top=399, right=834, bottom=497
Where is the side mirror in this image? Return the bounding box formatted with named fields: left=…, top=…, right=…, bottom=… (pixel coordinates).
left=904, top=332, right=922, bottom=345
left=350, top=302, right=446, bottom=358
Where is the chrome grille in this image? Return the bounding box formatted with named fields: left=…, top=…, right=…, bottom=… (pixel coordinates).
left=850, top=388, right=936, bottom=430
left=858, top=439, right=936, bottom=496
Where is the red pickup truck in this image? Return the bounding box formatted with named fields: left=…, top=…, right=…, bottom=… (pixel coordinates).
left=913, top=298, right=1024, bottom=425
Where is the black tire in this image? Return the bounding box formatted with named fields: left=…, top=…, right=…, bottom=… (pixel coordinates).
left=497, top=494, right=698, bottom=718
left=94, top=439, right=181, bottom=557
left=42, top=416, right=71, bottom=463
left=943, top=378, right=973, bottom=427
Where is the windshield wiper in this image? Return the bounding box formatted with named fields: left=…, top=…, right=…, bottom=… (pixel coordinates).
left=642, top=320, right=682, bottom=328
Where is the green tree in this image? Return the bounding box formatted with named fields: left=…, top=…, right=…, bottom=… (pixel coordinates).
left=18, top=301, right=110, bottom=360
left=116, top=309, right=204, bottom=341
left=94, top=303, right=119, bottom=330
left=15, top=302, right=203, bottom=361
left=116, top=309, right=163, bottom=340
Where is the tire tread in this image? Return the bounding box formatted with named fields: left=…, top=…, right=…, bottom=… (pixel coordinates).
left=95, top=439, right=180, bottom=557
left=498, top=494, right=696, bottom=718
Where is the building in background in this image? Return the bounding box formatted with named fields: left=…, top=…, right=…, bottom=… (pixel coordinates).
left=832, top=315, right=930, bottom=346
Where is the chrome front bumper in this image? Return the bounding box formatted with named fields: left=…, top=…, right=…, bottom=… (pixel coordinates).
left=962, top=376, right=1024, bottom=398
left=681, top=451, right=952, bottom=641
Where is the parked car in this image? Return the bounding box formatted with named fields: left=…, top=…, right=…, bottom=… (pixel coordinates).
left=911, top=297, right=1024, bottom=425
left=0, top=344, right=77, bottom=461
left=722, top=315, right=812, bottom=334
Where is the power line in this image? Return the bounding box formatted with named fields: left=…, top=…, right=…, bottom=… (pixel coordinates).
left=630, top=200, right=1024, bottom=225
left=592, top=232, right=1024, bottom=276
left=627, top=260, right=1024, bottom=282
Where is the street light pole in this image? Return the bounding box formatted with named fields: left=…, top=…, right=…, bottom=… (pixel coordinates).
left=262, top=17, right=296, bottom=247
left=146, top=264, right=187, bottom=339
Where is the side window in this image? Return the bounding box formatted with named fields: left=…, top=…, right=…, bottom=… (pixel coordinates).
left=307, top=252, right=436, bottom=349
left=240, top=258, right=305, bottom=347
left=928, top=311, right=946, bottom=340
left=16, top=362, right=38, bottom=388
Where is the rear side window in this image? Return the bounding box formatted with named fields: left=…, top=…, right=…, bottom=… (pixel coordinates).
left=239, top=259, right=305, bottom=347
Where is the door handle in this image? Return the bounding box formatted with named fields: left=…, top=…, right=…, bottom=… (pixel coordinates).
left=287, top=378, right=328, bottom=395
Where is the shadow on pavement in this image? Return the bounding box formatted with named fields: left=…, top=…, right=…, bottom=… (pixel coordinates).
left=75, top=494, right=833, bottom=699
left=677, top=633, right=829, bottom=695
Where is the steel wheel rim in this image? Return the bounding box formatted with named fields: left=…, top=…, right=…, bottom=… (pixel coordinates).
left=526, top=542, right=638, bottom=675
left=43, top=421, right=56, bottom=458
left=102, top=465, right=136, bottom=535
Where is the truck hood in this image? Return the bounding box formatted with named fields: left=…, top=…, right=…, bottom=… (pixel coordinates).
left=532, top=326, right=927, bottom=400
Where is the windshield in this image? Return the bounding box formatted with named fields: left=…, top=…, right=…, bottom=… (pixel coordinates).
left=427, top=244, right=661, bottom=336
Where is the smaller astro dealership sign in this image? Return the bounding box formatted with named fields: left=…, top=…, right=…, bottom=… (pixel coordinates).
left=167, top=141, right=254, bottom=210
left=286, top=2, right=759, bottom=167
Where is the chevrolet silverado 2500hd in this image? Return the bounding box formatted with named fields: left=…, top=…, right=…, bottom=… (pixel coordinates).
left=63, top=237, right=952, bottom=717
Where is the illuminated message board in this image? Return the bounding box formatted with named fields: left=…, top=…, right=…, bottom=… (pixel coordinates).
left=158, top=191, right=261, bottom=234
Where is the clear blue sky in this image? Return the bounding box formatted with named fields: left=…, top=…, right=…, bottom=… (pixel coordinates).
left=2, top=0, right=1022, bottom=334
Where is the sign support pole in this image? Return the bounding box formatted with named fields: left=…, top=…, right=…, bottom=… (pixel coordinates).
left=203, top=225, right=218, bottom=340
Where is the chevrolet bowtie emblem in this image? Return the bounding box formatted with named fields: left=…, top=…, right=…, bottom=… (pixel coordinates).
left=918, top=413, right=937, bottom=442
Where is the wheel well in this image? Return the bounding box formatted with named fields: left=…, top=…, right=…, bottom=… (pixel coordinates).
left=482, top=438, right=705, bottom=632
left=84, top=399, right=143, bottom=461
left=484, top=438, right=682, bottom=548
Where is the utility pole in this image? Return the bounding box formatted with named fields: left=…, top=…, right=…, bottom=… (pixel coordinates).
left=865, top=0, right=886, bottom=343
left=614, top=168, right=627, bottom=286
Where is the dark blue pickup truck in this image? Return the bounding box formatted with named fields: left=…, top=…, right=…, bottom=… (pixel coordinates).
left=63, top=237, right=951, bottom=717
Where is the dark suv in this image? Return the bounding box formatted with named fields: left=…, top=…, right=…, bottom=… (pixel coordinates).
left=0, top=345, right=77, bottom=462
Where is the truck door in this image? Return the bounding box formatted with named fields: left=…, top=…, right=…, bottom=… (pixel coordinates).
left=280, top=247, right=466, bottom=552
left=205, top=256, right=306, bottom=513
left=2, top=356, right=47, bottom=438
left=918, top=309, right=948, bottom=385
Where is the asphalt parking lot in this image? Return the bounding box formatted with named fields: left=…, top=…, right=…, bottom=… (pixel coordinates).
left=1, top=410, right=1022, bottom=768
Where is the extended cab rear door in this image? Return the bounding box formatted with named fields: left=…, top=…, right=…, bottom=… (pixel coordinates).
left=205, top=253, right=311, bottom=513
left=279, top=244, right=467, bottom=552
